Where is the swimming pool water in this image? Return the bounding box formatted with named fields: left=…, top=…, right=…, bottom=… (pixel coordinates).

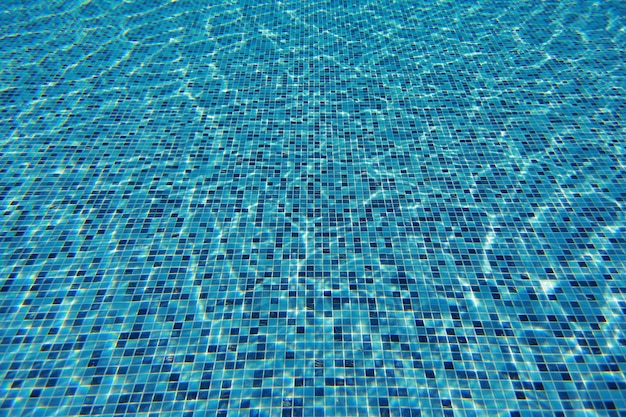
left=1, top=0, right=625, bottom=416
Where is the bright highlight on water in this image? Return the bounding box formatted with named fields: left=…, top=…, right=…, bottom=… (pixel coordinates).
left=0, top=1, right=624, bottom=416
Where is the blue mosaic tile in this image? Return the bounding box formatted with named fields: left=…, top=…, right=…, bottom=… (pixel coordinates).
left=1, top=0, right=625, bottom=416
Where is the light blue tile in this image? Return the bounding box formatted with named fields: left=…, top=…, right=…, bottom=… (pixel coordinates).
left=0, top=0, right=625, bottom=416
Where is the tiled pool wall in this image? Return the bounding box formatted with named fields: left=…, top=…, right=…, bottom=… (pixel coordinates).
left=1, top=0, right=625, bottom=416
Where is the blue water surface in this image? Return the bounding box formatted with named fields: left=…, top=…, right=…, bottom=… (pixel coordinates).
left=1, top=1, right=625, bottom=416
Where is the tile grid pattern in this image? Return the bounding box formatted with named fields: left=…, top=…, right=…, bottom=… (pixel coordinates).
left=1, top=0, right=625, bottom=416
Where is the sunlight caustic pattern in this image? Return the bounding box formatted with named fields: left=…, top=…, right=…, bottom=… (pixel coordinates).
left=0, top=0, right=625, bottom=416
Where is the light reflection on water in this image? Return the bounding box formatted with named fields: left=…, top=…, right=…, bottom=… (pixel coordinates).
left=0, top=0, right=625, bottom=416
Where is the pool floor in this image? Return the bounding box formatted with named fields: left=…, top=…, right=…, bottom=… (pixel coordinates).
left=1, top=0, right=625, bottom=416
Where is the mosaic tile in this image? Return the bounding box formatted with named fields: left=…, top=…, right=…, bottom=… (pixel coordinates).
left=0, top=0, right=625, bottom=416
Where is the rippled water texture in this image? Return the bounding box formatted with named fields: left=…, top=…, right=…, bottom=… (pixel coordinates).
left=1, top=0, right=625, bottom=416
